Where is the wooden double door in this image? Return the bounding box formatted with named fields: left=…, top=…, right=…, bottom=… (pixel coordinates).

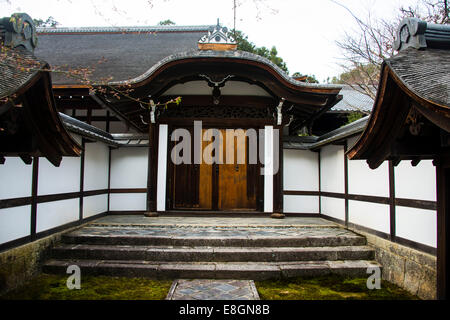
left=169, top=127, right=260, bottom=211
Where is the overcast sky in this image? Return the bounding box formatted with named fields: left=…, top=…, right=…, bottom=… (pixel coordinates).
left=0, top=0, right=419, bottom=81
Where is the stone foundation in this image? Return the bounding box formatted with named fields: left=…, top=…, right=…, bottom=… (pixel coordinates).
left=0, top=225, right=86, bottom=295
left=348, top=227, right=436, bottom=300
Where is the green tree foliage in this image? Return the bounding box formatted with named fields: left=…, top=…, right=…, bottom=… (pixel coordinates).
left=32, top=16, right=59, bottom=27
left=292, top=72, right=319, bottom=83
left=232, top=30, right=289, bottom=73
left=157, top=19, right=175, bottom=25
left=346, top=112, right=364, bottom=125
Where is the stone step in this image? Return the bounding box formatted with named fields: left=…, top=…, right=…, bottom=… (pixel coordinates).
left=51, top=244, right=375, bottom=262
left=43, top=259, right=381, bottom=280
left=61, top=229, right=367, bottom=247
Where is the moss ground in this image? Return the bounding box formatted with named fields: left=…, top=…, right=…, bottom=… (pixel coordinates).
left=255, top=275, right=418, bottom=300
left=1, top=273, right=417, bottom=300
left=0, top=274, right=172, bottom=300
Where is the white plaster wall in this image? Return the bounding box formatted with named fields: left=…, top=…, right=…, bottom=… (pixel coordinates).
left=348, top=200, right=390, bottom=233
left=395, top=160, right=436, bottom=201
left=162, top=80, right=271, bottom=97
left=283, top=149, right=318, bottom=191
left=321, top=197, right=345, bottom=221
left=320, top=145, right=345, bottom=193
left=0, top=206, right=30, bottom=244
left=0, top=157, right=33, bottom=199
left=109, top=193, right=146, bottom=211
left=283, top=195, right=319, bottom=213
left=264, top=126, right=273, bottom=213
left=110, top=147, right=148, bottom=189
left=84, top=142, right=109, bottom=191
left=38, top=156, right=81, bottom=195
left=348, top=159, right=389, bottom=197
left=157, top=125, right=168, bottom=212
left=395, top=206, right=437, bottom=248
left=83, top=194, right=108, bottom=218
left=36, top=199, right=79, bottom=233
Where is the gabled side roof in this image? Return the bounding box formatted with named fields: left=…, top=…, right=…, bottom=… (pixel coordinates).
left=347, top=18, right=450, bottom=169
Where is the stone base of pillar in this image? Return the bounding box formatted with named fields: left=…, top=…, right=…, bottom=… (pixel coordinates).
left=144, top=211, right=159, bottom=217
left=270, top=213, right=285, bottom=219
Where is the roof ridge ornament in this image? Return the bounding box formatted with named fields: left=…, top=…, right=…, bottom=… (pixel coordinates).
left=198, top=18, right=237, bottom=51
left=394, top=17, right=450, bottom=51
left=0, top=13, right=38, bottom=52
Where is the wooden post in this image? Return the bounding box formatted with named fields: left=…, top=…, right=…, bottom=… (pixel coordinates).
left=272, top=125, right=284, bottom=217
left=145, top=122, right=158, bottom=216
left=436, top=156, right=449, bottom=300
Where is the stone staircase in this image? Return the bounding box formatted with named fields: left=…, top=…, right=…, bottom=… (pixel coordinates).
left=43, top=222, right=381, bottom=280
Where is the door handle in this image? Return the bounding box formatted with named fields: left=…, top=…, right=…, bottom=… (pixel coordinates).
left=235, top=165, right=239, bottom=172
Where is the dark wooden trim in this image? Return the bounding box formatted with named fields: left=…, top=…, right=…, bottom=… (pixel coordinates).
left=83, top=190, right=109, bottom=197
left=0, top=197, right=32, bottom=209
left=283, top=190, right=320, bottom=196
left=107, top=146, right=112, bottom=212
left=79, top=139, right=85, bottom=220
left=30, top=157, right=39, bottom=241
left=394, top=236, right=437, bottom=256
left=37, top=192, right=82, bottom=203
left=347, top=194, right=390, bottom=205
left=435, top=158, right=449, bottom=300
left=320, top=191, right=346, bottom=199
left=0, top=211, right=108, bottom=253
left=273, top=125, right=283, bottom=213
left=320, top=214, right=437, bottom=256
left=318, top=149, right=322, bottom=214
left=344, top=142, right=349, bottom=227
left=107, top=210, right=147, bottom=215
left=109, top=188, right=147, bottom=194
left=158, top=118, right=275, bottom=127
left=389, top=161, right=396, bottom=240
left=395, top=198, right=437, bottom=210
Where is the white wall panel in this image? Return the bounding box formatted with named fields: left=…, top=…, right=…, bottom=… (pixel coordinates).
left=320, top=145, right=345, bottom=193
left=0, top=206, right=30, bottom=244
left=321, top=197, right=345, bottom=221
left=395, top=160, right=436, bottom=201
left=36, top=199, right=79, bottom=233
left=109, top=193, right=146, bottom=211
left=83, top=194, right=108, bottom=218
left=110, top=147, right=148, bottom=188
left=162, top=80, right=271, bottom=97
left=283, top=195, right=319, bottom=213
left=264, top=126, right=273, bottom=212
left=84, top=142, right=109, bottom=191
left=348, top=159, right=389, bottom=197
left=38, top=157, right=80, bottom=195
left=0, top=157, right=33, bottom=199
left=396, top=206, right=437, bottom=247
left=157, top=125, right=168, bottom=212
left=348, top=200, right=390, bottom=233
left=283, top=149, right=318, bottom=191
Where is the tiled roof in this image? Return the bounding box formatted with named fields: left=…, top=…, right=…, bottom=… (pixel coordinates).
left=331, top=86, right=374, bottom=113
left=37, top=25, right=212, bottom=33
left=0, top=46, right=46, bottom=100
left=34, top=26, right=212, bottom=84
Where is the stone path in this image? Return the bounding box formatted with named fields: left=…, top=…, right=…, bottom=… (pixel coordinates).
left=89, top=215, right=337, bottom=228
left=166, top=279, right=260, bottom=300
left=69, top=225, right=356, bottom=238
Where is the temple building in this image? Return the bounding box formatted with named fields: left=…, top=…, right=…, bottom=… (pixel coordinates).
left=0, top=14, right=449, bottom=300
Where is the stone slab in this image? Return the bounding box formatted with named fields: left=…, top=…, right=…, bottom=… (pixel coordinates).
left=166, top=279, right=260, bottom=300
